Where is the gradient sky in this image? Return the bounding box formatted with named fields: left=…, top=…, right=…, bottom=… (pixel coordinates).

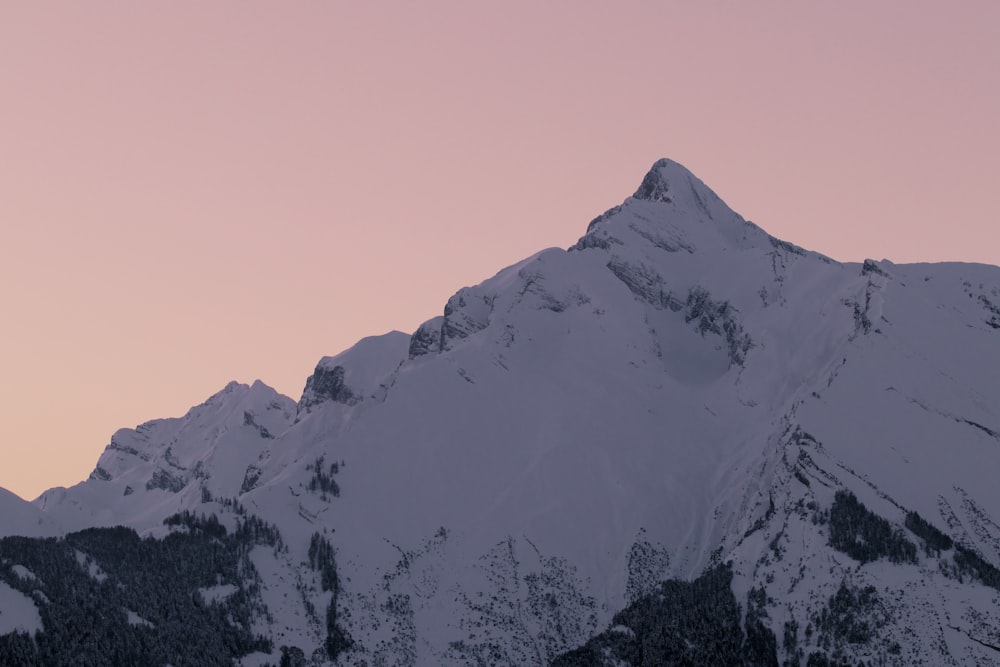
left=2, top=2, right=998, bottom=501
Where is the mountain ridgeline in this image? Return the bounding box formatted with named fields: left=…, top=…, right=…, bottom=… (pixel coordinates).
left=4, top=158, right=1000, bottom=665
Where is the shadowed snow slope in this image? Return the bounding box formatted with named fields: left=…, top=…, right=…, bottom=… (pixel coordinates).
left=13, top=159, right=1000, bottom=665
left=0, top=487, right=61, bottom=538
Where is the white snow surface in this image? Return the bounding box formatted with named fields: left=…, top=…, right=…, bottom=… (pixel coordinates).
left=198, top=583, right=238, bottom=604
left=0, top=581, right=42, bottom=637
left=125, top=609, right=153, bottom=628
left=74, top=549, right=108, bottom=583
left=9, top=157, right=1000, bottom=664
left=0, top=486, right=61, bottom=538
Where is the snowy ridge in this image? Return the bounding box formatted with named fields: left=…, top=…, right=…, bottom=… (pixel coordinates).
left=0, top=488, right=60, bottom=539
left=298, top=332, right=410, bottom=412
left=6, top=158, right=1000, bottom=665
left=34, top=380, right=296, bottom=531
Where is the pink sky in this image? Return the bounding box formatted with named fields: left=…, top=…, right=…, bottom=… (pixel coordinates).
left=2, top=3, right=998, bottom=501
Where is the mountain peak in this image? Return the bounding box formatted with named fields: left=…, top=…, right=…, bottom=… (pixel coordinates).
left=632, top=157, right=722, bottom=213
left=633, top=157, right=687, bottom=203
left=579, top=157, right=760, bottom=254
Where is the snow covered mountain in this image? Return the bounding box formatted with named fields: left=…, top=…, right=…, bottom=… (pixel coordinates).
left=34, top=379, right=297, bottom=532
left=4, top=158, right=1000, bottom=665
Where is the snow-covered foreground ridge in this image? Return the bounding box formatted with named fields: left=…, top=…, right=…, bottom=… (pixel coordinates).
left=5, top=158, right=1000, bottom=665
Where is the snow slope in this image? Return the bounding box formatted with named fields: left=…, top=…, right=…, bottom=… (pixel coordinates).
left=13, top=158, right=1000, bottom=665
left=0, top=581, right=42, bottom=637
left=0, top=487, right=60, bottom=538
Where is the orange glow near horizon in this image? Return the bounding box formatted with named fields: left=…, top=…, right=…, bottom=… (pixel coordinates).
left=1, top=3, right=998, bottom=500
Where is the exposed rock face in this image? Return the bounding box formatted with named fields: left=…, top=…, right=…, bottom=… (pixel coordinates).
left=606, top=258, right=681, bottom=311
left=299, top=332, right=409, bottom=407
left=243, top=410, right=274, bottom=439
left=408, top=316, right=445, bottom=358
left=441, top=289, right=495, bottom=351
left=240, top=464, right=262, bottom=494
left=684, top=287, right=753, bottom=366
left=146, top=468, right=187, bottom=493
left=633, top=158, right=676, bottom=203
left=299, top=364, right=355, bottom=409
